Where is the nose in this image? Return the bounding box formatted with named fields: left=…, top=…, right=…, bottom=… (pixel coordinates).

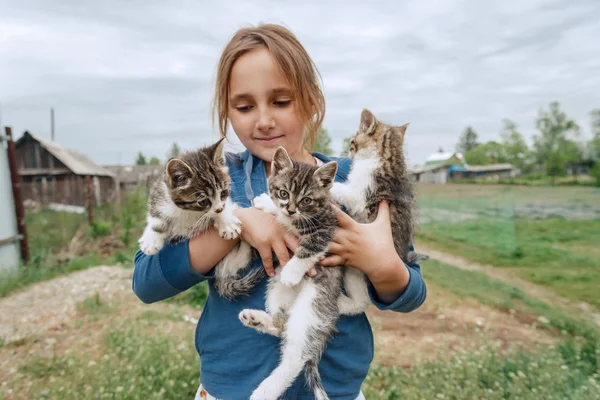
left=287, top=209, right=296, bottom=216
left=215, top=207, right=223, bottom=213
left=256, top=107, right=275, bottom=132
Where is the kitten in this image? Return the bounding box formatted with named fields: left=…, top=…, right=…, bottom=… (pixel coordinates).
left=138, top=138, right=262, bottom=300
left=331, top=108, right=429, bottom=315
left=239, top=147, right=345, bottom=400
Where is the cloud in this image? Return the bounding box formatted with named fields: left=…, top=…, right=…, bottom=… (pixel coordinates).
left=1, top=0, right=599, bottom=167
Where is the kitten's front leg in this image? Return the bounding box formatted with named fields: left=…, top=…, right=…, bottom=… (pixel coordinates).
left=279, top=250, right=325, bottom=287
left=252, top=193, right=279, bottom=215
left=214, top=199, right=242, bottom=240
left=139, top=216, right=166, bottom=255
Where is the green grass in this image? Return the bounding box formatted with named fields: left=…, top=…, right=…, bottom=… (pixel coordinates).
left=417, top=217, right=600, bottom=308
left=363, top=342, right=600, bottom=399
left=423, top=260, right=599, bottom=341
left=6, top=328, right=199, bottom=399
left=0, top=189, right=147, bottom=298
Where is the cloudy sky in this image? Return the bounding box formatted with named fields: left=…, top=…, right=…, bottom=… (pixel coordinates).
left=1, top=0, right=599, bottom=167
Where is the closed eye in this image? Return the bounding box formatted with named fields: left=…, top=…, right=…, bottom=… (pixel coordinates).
left=274, top=100, right=291, bottom=107
left=236, top=105, right=253, bottom=112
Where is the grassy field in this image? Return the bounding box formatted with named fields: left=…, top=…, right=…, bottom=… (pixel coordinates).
left=416, top=183, right=600, bottom=308
left=2, top=260, right=599, bottom=400
left=0, top=188, right=147, bottom=297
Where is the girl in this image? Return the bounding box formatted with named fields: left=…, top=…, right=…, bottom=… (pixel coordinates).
left=132, top=23, right=427, bottom=400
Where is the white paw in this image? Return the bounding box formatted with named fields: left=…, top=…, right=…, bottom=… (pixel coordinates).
left=138, top=231, right=164, bottom=255
left=279, top=261, right=305, bottom=287
left=239, top=309, right=269, bottom=330
left=215, top=214, right=242, bottom=240
left=250, top=379, right=281, bottom=400
left=253, top=193, right=277, bottom=214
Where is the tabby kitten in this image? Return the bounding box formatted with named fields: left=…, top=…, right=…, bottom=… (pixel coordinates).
left=138, top=138, right=261, bottom=300
left=239, top=147, right=344, bottom=400
left=331, top=108, right=428, bottom=315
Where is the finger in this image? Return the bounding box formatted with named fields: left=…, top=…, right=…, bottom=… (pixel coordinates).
left=306, top=266, right=317, bottom=277
left=374, top=200, right=391, bottom=224
left=327, top=241, right=345, bottom=255
left=319, top=254, right=345, bottom=267
left=283, top=232, right=300, bottom=253
left=272, top=240, right=291, bottom=268
left=257, top=247, right=275, bottom=277
left=330, top=203, right=355, bottom=229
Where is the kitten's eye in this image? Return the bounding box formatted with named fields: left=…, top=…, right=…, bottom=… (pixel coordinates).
left=198, top=198, right=211, bottom=207
left=220, top=190, right=229, bottom=200
left=279, top=190, right=289, bottom=199
left=300, top=197, right=312, bottom=206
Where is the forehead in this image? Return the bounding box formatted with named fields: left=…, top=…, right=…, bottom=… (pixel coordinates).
left=229, top=47, right=291, bottom=99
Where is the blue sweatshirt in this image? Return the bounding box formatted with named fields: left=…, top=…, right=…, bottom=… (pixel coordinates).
left=132, top=150, right=427, bottom=400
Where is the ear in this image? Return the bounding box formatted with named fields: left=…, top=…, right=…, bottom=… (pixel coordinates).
left=314, top=161, right=338, bottom=189
left=165, top=158, right=193, bottom=189
left=211, top=138, right=227, bottom=166
left=271, top=146, right=293, bottom=176
left=396, top=123, right=410, bottom=137
left=359, top=108, right=377, bottom=136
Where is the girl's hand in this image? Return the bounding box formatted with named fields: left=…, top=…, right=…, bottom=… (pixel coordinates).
left=320, top=201, right=408, bottom=285
left=234, top=207, right=299, bottom=277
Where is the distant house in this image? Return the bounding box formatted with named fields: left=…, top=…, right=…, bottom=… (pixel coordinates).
left=410, top=151, right=519, bottom=183
left=104, top=164, right=164, bottom=192
left=15, top=131, right=116, bottom=207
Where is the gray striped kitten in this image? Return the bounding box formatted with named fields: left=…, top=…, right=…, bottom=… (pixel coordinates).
left=239, top=147, right=344, bottom=400
left=330, top=108, right=428, bottom=315
left=138, top=138, right=262, bottom=300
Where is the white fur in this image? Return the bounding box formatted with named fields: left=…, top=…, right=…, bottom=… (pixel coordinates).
left=138, top=216, right=165, bottom=255
left=214, top=197, right=242, bottom=240
left=239, top=309, right=281, bottom=336
left=249, top=280, right=323, bottom=400
left=279, top=251, right=326, bottom=287
left=330, top=158, right=378, bottom=218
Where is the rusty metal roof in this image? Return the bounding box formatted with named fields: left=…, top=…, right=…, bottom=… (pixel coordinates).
left=18, top=131, right=114, bottom=177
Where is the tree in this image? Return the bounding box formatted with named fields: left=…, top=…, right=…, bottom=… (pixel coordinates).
left=456, top=126, right=479, bottom=154
left=148, top=156, right=161, bottom=165
left=465, top=141, right=507, bottom=165
left=499, top=119, right=531, bottom=172
left=313, top=127, right=333, bottom=156
left=340, top=136, right=352, bottom=157
left=533, top=101, right=580, bottom=178
left=167, top=143, right=181, bottom=160
left=135, top=152, right=147, bottom=166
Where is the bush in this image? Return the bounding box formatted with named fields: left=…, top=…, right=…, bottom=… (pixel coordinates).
left=89, top=220, right=112, bottom=238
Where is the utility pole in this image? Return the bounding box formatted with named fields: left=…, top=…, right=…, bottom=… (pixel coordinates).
left=50, top=107, right=55, bottom=142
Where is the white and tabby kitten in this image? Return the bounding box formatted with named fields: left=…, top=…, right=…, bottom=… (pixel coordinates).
left=330, top=109, right=429, bottom=315
left=138, top=138, right=261, bottom=300
left=239, top=147, right=346, bottom=400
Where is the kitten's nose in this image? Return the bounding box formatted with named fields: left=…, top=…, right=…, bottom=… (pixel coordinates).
left=287, top=209, right=296, bottom=215
left=215, top=207, right=223, bottom=213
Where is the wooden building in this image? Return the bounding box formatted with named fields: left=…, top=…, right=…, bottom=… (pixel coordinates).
left=15, top=131, right=116, bottom=207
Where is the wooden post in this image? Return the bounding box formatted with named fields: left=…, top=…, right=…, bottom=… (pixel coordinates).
left=5, top=126, right=30, bottom=264
left=86, top=175, right=94, bottom=225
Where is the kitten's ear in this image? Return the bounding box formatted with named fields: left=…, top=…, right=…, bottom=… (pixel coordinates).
left=314, top=161, right=338, bottom=189
left=165, top=158, right=193, bottom=189
left=359, top=108, right=377, bottom=136
left=396, top=123, right=410, bottom=137
left=211, top=138, right=227, bottom=166
left=272, top=146, right=293, bottom=175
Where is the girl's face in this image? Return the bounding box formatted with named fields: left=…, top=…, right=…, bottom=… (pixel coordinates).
left=228, top=47, right=312, bottom=171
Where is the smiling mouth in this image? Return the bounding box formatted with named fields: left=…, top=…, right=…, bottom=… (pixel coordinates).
left=255, top=136, right=283, bottom=142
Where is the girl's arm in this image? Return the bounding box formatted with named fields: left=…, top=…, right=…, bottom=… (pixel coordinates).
left=132, top=207, right=301, bottom=304
left=319, top=201, right=427, bottom=312
left=132, top=229, right=238, bottom=304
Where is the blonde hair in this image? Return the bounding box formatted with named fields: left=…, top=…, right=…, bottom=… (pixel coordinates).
left=212, top=23, right=325, bottom=149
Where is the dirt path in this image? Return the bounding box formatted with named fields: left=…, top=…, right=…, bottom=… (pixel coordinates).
left=417, top=243, right=600, bottom=327
left=0, top=264, right=558, bottom=376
